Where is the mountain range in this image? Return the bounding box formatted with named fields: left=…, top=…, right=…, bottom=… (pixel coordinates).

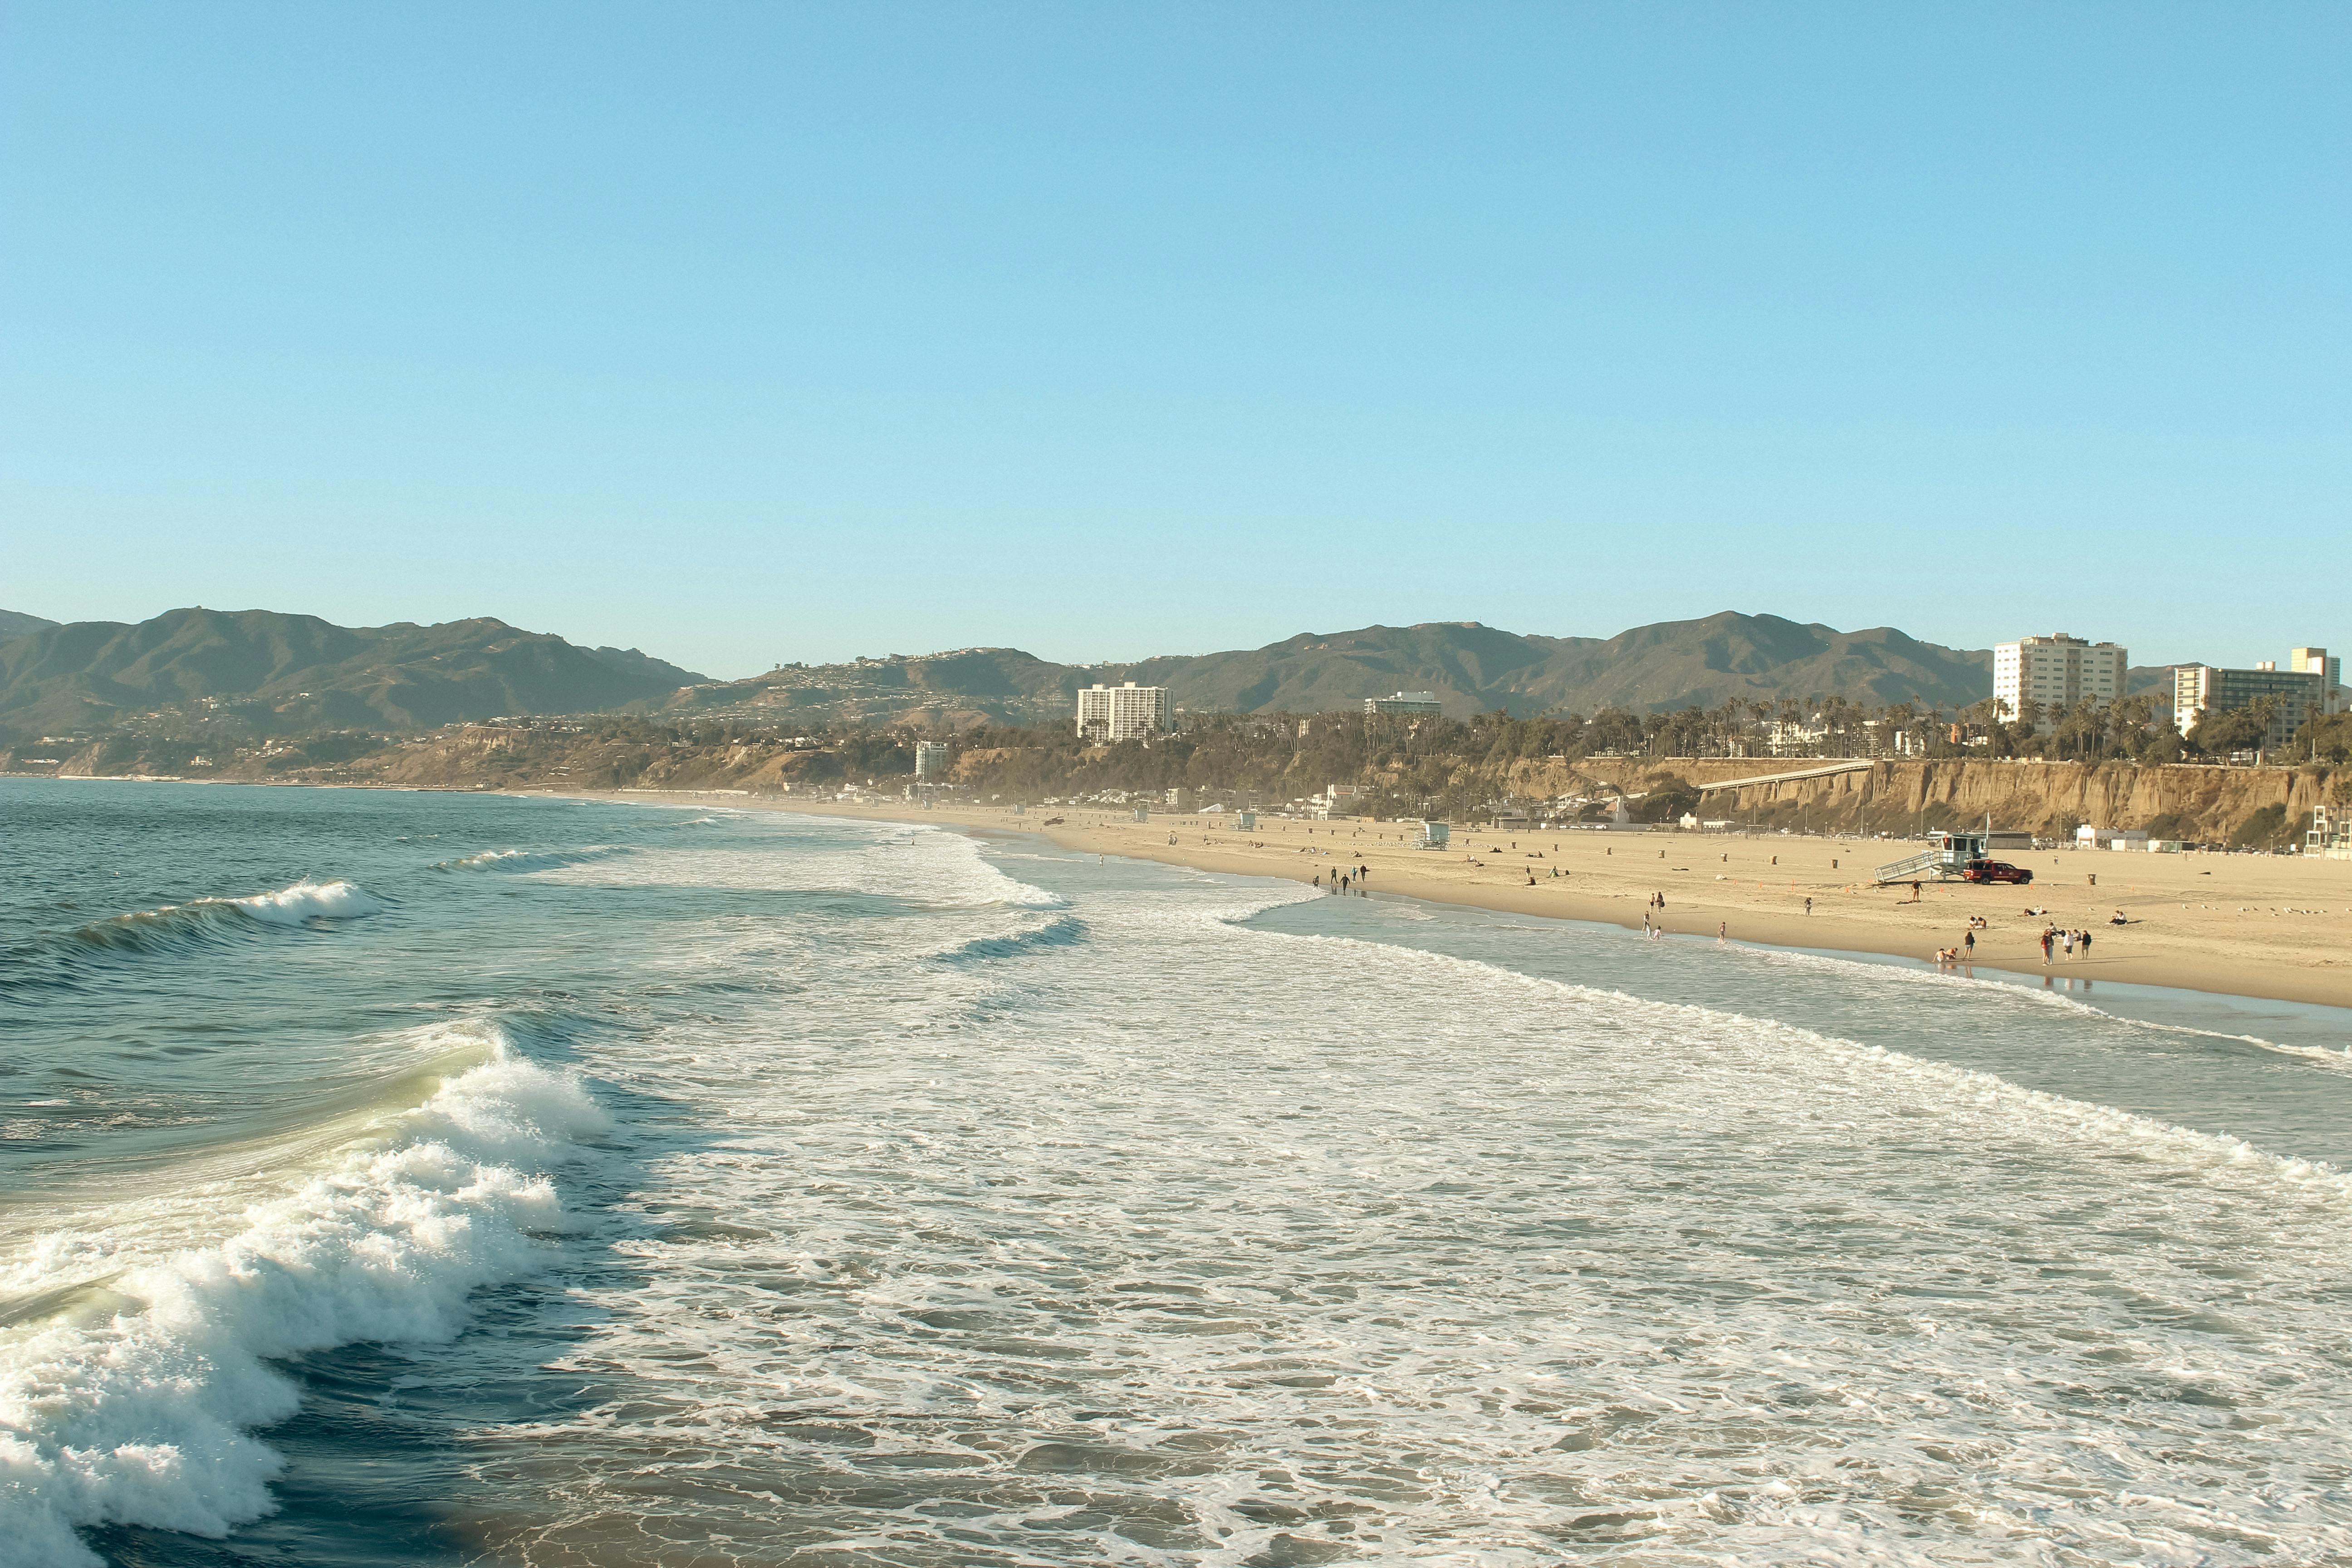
left=669, top=613, right=2015, bottom=727
left=0, top=608, right=706, bottom=738
left=1, top=606, right=2189, bottom=738
left=0, top=609, right=59, bottom=642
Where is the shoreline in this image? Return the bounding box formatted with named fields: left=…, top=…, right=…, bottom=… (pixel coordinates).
left=568, top=788, right=2352, bottom=1014
left=9, top=772, right=2346, bottom=1014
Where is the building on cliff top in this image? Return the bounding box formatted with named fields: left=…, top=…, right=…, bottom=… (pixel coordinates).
left=2173, top=646, right=2341, bottom=747
left=1994, top=634, right=2127, bottom=733
left=1077, top=682, right=1168, bottom=743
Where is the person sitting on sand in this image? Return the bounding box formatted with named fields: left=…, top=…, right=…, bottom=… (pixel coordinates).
left=2110, top=909, right=2127, bottom=926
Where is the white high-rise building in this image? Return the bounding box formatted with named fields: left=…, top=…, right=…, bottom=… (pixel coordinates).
left=913, top=741, right=948, bottom=781
left=1992, top=634, right=2128, bottom=733
left=1076, top=682, right=1168, bottom=742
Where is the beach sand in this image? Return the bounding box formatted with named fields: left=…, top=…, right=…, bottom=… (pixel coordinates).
left=579, top=792, right=2352, bottom=1011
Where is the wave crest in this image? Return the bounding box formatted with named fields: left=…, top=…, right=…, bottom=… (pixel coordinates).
left=71, top=880, right=383, bottom=954
left=0, top=1027, right=605, bottom=1568
left=431, top=847, right=631, bottom=874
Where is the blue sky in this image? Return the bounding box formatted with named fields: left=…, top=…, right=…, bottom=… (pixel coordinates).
left=5, top=4, right=2345, bottom=680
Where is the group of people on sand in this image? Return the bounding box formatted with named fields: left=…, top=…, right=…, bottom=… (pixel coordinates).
left=1640, top=891, right=1668, bottom=940
left=1313, top=864, right=1372, bottom=897
left=1933, top=917, right=2106, bottom=968
left=2040, top=924, right=2094, bottom=964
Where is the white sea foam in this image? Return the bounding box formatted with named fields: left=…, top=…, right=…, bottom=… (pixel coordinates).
left=31, top=813, right=2352, bottom=1564
left=431, top=847, right=631, bottom=873
left=1739, top=941, right=2350, bottom=1067
left=456, top=833, right=2351, bottom=1563
left=552, top=811, right=1067, bottom=910
left=0, top=1029, right=604, bottom=1568
left=72, top=879, right=383, bottom=952
left=225, top=878, right=383, bottom=923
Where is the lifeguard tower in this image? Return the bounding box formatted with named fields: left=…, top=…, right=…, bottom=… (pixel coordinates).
left=1874, top=825, right=2033, bottom=884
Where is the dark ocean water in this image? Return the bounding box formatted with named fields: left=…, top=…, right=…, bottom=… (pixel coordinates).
left=4, top=778, right=2348, bottom=1566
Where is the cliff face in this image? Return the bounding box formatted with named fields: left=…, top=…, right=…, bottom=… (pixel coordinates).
left=8, top=726, right=2340, bottom=848
left=1565, top=758, right=2343, bottom=841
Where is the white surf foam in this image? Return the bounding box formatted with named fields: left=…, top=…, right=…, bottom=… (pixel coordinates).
left=557, top=811, right=1068, bottom=911
left=225, top=878, right=383, bottom=923
left=72, top=879, right=384, bottom=953
left=0, top=1029, right=606, bottom=1568
left=431, top=847, right=631, bottom=874
left=462, top=845, right=2352, bottom=1565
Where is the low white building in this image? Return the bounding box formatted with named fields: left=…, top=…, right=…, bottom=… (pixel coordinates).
left=1365, top=691, right=1443, bottom=716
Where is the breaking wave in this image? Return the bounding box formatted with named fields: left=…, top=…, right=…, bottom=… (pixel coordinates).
left=431, top=847, right=632, bottom=874
left=69, top=880, right=384, bottom=954
left=927, top=912, right=1090, bottom=965
left=0, top=1023, right=606, bottom=1568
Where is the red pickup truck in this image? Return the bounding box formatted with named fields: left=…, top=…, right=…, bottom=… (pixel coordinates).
left=1961, top=859, right=2033, bottom=885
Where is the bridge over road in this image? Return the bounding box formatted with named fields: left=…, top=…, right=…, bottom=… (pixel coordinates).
left=1694, top=760, right=1877, bottom=794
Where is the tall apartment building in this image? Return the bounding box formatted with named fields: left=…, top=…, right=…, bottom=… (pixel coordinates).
left=2174, top=646, right=2337, bottom=747
left=1364, top=691, right=1442, bottom=716
left=913, top=741, right=948, bottom=781
left=1992, top=634, right=2128, bottom=733
left=1076, top=682, right=1169, bottom=742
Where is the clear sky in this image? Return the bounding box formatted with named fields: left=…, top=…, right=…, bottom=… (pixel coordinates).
left=4, top=4, right=2345, bottom=680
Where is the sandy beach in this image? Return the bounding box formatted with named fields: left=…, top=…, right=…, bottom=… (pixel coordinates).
left=596, top=791, right=2352, bottom=1012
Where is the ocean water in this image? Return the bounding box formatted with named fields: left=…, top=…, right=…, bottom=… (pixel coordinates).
left=4, top=779, right=2350, bottom=1567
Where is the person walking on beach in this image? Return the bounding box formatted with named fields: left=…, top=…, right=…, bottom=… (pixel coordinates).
left=2079, top=927, right=2092, bottom=958
left=1963, top=928, right=1975, bottom=961
left=2040, top=927, right=2054, bottom=965
left=1804, top=897, right=1813, bottom=916
left=2062, top=929, right=2075, bottom=959
left=1718, top=920, right=1727, bottom=942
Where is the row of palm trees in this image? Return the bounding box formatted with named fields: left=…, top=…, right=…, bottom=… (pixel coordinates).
left=1612, top=691, right=2181, bottom=764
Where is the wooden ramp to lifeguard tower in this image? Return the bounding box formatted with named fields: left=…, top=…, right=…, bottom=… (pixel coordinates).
left=1873, top=828, right=2001, bottom=885
left=1873, top=846, right=1956, bottom=884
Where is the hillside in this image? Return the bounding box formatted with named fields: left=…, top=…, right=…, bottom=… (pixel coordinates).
left=676, top=612, right=2001, bottom=725
left=0, top=608, right=707, bottom=738
left=0, top=608, right=59, bottom=642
